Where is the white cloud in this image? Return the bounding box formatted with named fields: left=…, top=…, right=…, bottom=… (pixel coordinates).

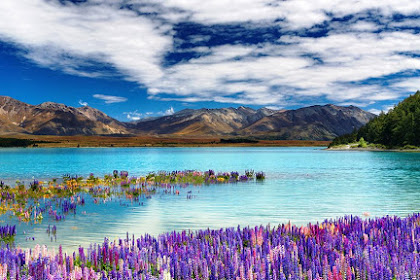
left=78, top=100, right=88, bottom=106
left=0, top=0, right=419, bottom=109
left=265, top=106, right=283, bottom=111
left=127, top=115, right=141, bottom=121
left=350, top=21, right=378, bottom=32
left=124, top=107, right=175, bottom=119
left=338, top=101, right=374, bottom=107
left=93, top=94, right=127, bottom=104
left=393, top=78, right=420, bottom=92
left=148, top=31, right=420, bottom=105
left=368, top=108, right=381, bottom=115
left=389, top=19, right=420, bottom=28
left=0, top=0, right=171, bottom=83
left=164, top=106, right=175, bottom=115
left=160, top=0, right=420, bottom=27
left=369, top=104, right=395, bottom=115
left=124, top=110, right=142, bottom=121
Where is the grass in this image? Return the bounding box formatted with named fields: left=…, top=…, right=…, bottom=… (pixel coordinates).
left=328, top=141, right=420, bottom=152
left=0, top=134, right=331, bottom=148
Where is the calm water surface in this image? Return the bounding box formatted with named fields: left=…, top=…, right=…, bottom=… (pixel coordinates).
left=0, top=147, right=419, bottom=250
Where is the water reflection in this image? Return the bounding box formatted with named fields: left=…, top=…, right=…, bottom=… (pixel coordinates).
left=0, top=147, right=419, bottom=251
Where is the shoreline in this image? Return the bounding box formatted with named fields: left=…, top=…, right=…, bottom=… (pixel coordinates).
left=0, top=135, right=330, bottom=148
left=327, top=145, right=420, bottom=152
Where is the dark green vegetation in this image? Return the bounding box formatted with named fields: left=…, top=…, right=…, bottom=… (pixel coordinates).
left=329, top=91, right=420, bottom=149
left=0, top=137, right=51, bottom=147
left=220, top=138, right=259, bottom=143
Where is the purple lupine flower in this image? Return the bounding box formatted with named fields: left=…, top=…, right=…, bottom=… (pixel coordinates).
left=230, top=172, right=239, bottom=179
left=239, top=175, right=248, bottom=181
left=120, top=171, right=129, bottom=179
left=6, top=176, right=420, bottom=280
left=0, top=224, right=16, bottom=243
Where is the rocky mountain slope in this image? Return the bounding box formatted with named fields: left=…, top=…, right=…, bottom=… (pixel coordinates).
left=129, top=106, right=278, bottom=135
left=0, top=96, right=128, bottom=135
left=0, top=96, right=376, bottom=140
left=239, top=104, right=375, bottom=140
left=131, top=104, right=375, bottom=140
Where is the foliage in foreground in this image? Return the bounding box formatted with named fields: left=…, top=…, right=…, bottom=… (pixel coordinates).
left=1, top=213, right=420, bottom=279
left=0, top=225, right=15, bottom=244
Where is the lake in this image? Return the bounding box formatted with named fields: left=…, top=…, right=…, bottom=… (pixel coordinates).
left=1, top=147, right=420, bottom=251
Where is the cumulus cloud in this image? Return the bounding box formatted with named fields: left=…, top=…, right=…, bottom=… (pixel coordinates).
left=0, top=0, right=419, bottom=110
left=393, top=78, right=420, bottom=92
left=124, top=107, right=175, bottom=120
left=369, top=105, right=395, bottom=115
left=78, top=100, right=88, bottom=106
left=164, top=106, right=175, bottom=116
left=265, top=106, right=283, bottom=111
left=93, top=94, right=127, bottom=104
left=124, top=111, right=143, bottom=121
left=160, top=0, right=420, bottom=27
left=0, top=0, right=171, bottom=83
left=149, top=32, right=419, bottom=105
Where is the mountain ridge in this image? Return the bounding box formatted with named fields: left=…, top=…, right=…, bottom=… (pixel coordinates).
left=0, top=96, right=128, bottom=136
left=0, top=96, right=376, bottom=140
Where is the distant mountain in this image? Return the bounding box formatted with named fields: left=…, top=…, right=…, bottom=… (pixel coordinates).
left=331, top=91, right=420, bottom=147
left=129, top=106, right=277, bottom=135
left=0, top=96, right=129, bottom=135
left=239, top=104, right=376, bottom=140
left=130, top=104, right=374, bottom=140
left=0, top=96, right=375, bottom=140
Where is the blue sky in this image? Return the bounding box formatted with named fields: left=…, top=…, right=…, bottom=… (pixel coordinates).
left=0, top=0, right=419, bottom=121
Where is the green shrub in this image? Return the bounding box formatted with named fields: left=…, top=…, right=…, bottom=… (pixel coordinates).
left=358, top=137, right=368, bottom=148
left=402, top=145, right=418, bottom=150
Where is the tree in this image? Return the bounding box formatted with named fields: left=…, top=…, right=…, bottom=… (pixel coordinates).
left=331, top=90, right=420, bottom=148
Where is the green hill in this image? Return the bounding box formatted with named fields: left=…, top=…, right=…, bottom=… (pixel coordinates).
left=330, top=91, right=420, bottom=148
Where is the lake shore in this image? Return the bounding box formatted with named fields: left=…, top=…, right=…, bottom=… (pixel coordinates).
left=0, top=134, right=330, bottom=148
left=327, top=144, right=420, bottom=152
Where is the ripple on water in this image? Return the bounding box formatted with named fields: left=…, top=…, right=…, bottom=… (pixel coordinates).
left=0, top=147, right=420, bottom=250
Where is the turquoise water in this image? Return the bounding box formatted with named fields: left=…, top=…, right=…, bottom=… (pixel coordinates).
left=1, top=147, right=420, bottom=250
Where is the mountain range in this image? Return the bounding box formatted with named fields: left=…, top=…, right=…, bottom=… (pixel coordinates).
left=0, top=96, right=376, bottom=140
